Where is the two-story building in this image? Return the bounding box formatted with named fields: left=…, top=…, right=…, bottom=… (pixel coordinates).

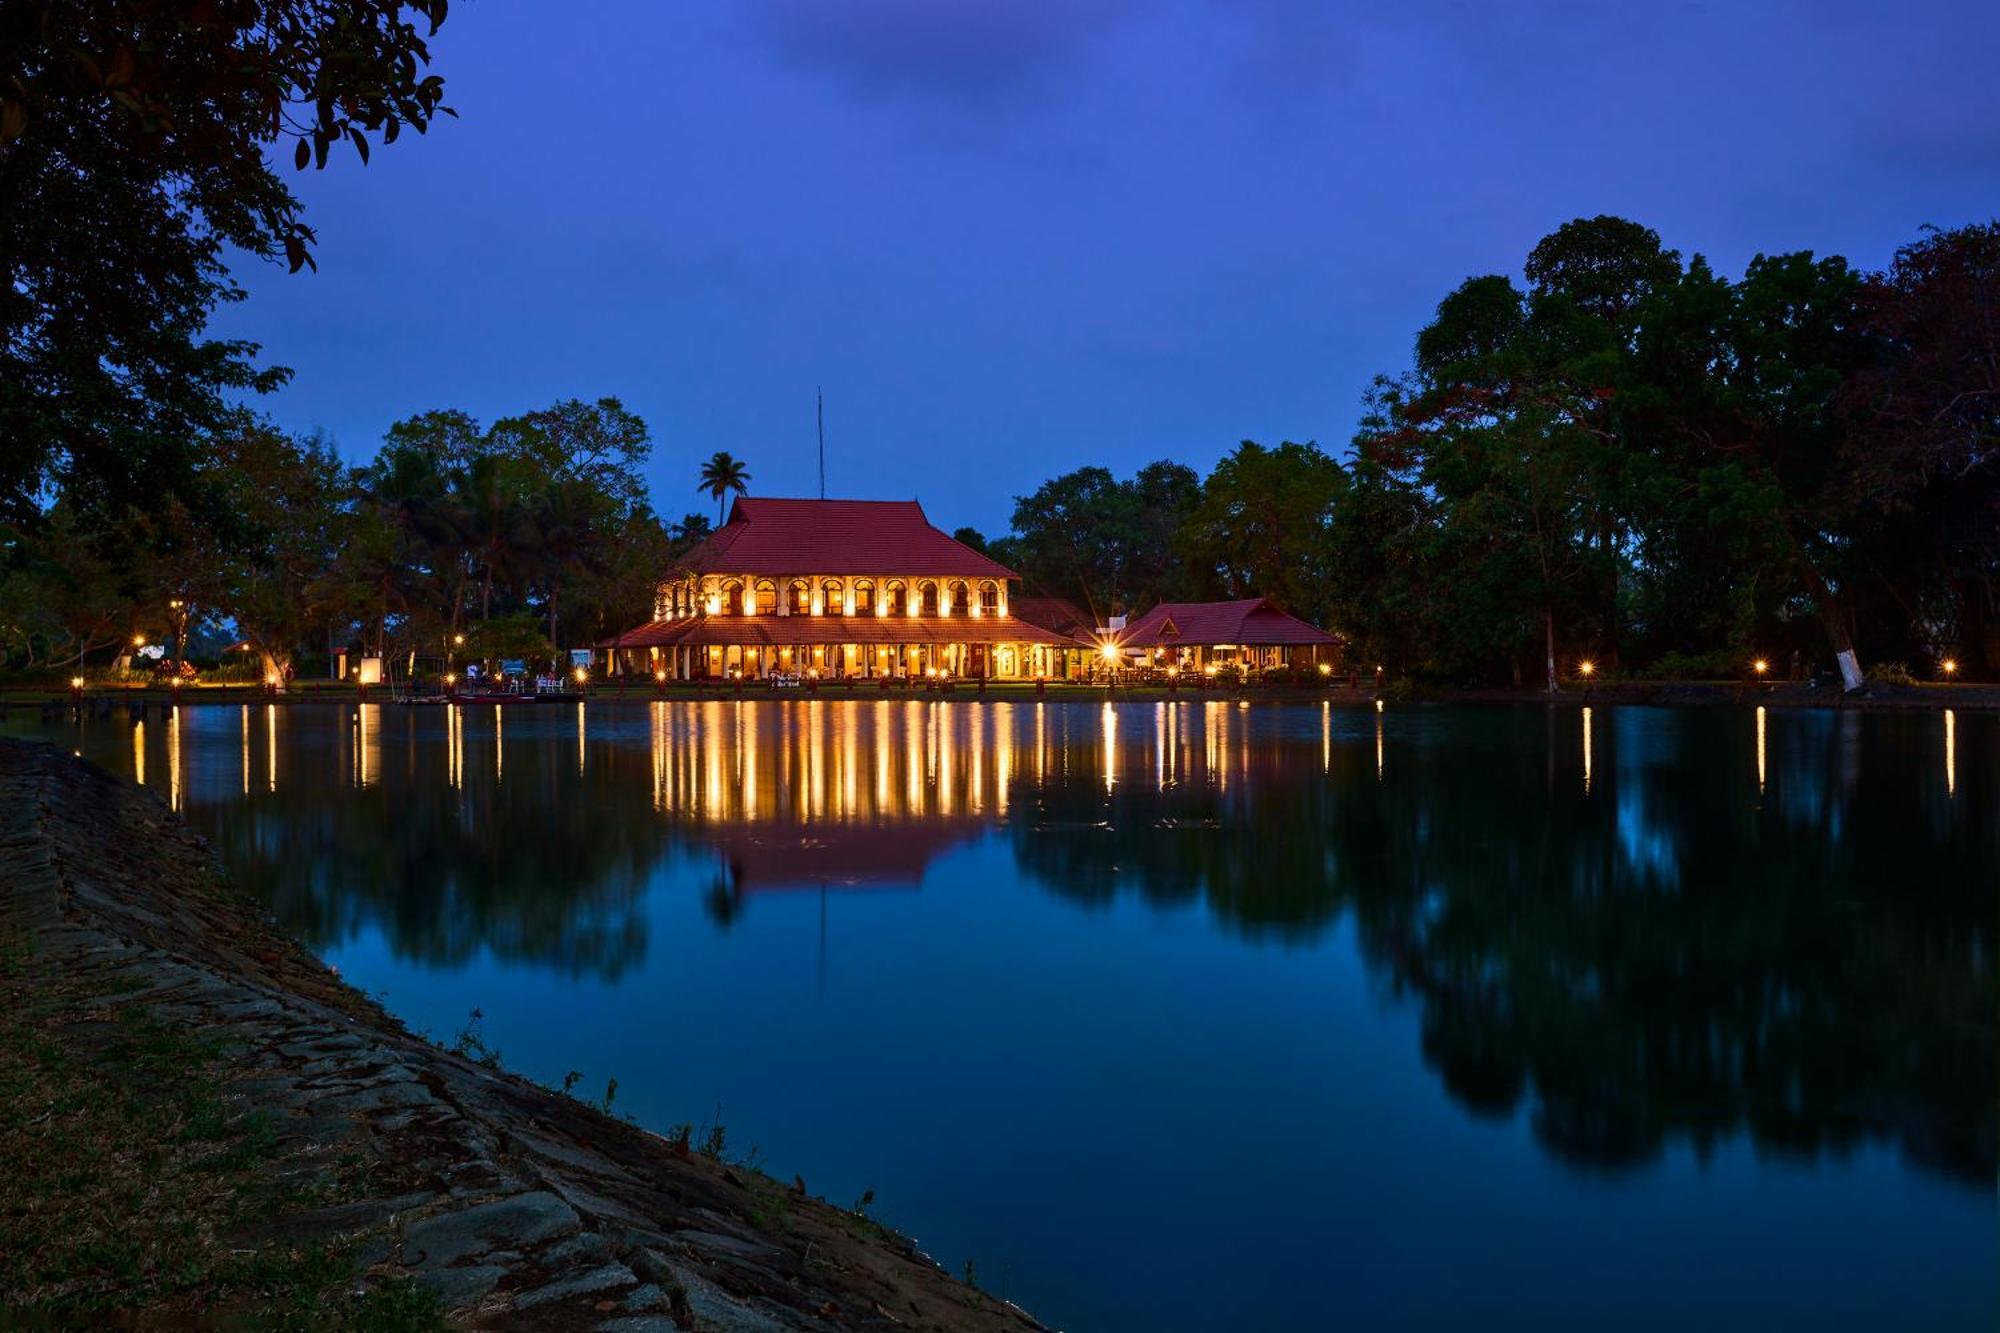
left=601, top=497, right=1096, bottom=680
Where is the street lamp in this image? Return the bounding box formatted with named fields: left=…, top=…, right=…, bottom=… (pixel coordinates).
left=1578, top=659, right=1596, bottom=679
left=1752, top=658, right=1769, bottom=676
left=1941, top=658, right=1959, bottom=678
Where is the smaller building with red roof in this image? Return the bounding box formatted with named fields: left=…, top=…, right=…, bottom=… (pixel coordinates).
left=1114, top=598, right=1343, bottom=675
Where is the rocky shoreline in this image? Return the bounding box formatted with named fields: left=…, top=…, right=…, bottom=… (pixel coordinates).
left=0, top=739, right=1044, bottom=1331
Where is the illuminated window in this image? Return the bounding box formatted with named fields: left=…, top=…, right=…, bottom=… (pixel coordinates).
left=755, top=580, right=777, bottom=616
left=978, top=581, right=999, bottom=614
left=946, top=580, right=967, bottom=616
left=918, top=581, right=939, bottom=616
left=885, top=581, right=908, bottom=616
left=822, top=579, right=845, bottom=615
left=853, top=580, right=876, bottom=615
left=787, top=579, right=810, bottom=614
left=719, top=581, right=743, bottom=615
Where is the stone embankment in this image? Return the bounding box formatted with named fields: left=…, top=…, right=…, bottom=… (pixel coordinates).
left=0, top=740, right=1044, bottom=1331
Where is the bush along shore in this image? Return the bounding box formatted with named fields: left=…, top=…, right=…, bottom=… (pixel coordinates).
left=0, top=739, right=1043, bottom=1331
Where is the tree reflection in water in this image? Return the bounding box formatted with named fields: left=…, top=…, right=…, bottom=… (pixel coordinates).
left=91, top=698, right=1993, bottom=1189
left=1013, top=703, right=1994, bottom=1187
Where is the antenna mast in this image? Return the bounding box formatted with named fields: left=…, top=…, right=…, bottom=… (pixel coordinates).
left=816, top=387, right=826, bottom=500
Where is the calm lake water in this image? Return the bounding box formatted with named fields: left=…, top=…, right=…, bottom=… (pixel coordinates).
left=14, top=699, right=1994, bottom=1329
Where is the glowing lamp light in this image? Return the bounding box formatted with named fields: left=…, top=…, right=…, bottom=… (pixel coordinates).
left=444, top=672, right=457, bottom=686
left=70, top=675, right=84, bottom=689
left=1099, top=641, right=1121, bottom=663
left=1318, top=663, right=1332, bottom=676
left=131, top=634, right=146, bottom=648
left=653, top=669, right=667, bottom=682
left=265, top=672, right=281, bottom=687
left=452, top=633, right=465, bottom=647
left=1752, top=658, right=1769, bottom=676
left=573, top=666, right=588, bottom=685
left=1203, top=665, right=1218, bottom=677
left=1578, top=660, right=1596, bottom=678
left=1940, top=657, right=1959, bottom=676
left=925, top=666, right=937, bottom=679
left=1375, top=698, right=1385, bottom=713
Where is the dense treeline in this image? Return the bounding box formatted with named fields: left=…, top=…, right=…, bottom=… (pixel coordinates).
left=992, top=217, right=1999, bottom=686
left=0, top=399, right=709, bottom=678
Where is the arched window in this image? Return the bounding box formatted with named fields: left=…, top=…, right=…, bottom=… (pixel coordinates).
left=788, top=579, right=810, bottom=615
left=853, top=579, right=876, bottom=616
left=918, top=581, right=939, bottom=616
left=719, top=581, right=743, bottom=616
left=754, top=580, right=778, bottom=616
left=822, top=579, right=845, bottom=615
left=978, top=580, right=999, bottom=614
left=946, top=580, right=968, bottom=616
left=885, top=581, right=908, bottom=616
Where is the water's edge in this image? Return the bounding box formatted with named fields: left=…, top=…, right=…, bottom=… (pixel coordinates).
left=0, top=738, right=1042, bottom=1331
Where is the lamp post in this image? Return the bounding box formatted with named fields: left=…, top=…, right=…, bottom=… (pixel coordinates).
left=444, top=671, right=458, bottom=700
left=654, top=668, right=668, bottom=697
left=70, top=675, right=84, bottom=709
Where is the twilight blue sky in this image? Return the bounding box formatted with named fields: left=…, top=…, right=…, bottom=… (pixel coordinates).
left=214, top=0, right=2000, bottom=536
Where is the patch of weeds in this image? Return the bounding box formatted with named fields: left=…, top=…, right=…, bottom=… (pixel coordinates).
left=447, top=1007, right=503, bottom=1070
left=698, top=1104, right=727, bottom=1160
left=963, top=1258, right=985, bottom=1307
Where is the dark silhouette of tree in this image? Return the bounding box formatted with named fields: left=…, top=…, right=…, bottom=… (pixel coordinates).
left=697, top=452, right=751, bottom=525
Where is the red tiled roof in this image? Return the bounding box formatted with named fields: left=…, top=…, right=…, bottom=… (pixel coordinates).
left=1007, top=597, right=1101, bottom=648
left=673, top=498, right=1017, bottom=579
left=1117, top=599, right=1340, bottom=647
left=598, top=614, right=1083, bottom=650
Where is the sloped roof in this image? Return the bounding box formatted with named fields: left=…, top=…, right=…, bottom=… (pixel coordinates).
left=1118, top=598, right=1340, bottom=647
left=672, top=497, right=1017, bottom=579
left=1009, top=596, right=1101, bottom=648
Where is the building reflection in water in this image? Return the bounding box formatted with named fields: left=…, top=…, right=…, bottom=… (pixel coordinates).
left=55, top=698, right=1995, bottom=1192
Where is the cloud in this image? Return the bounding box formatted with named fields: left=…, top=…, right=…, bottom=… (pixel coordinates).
left=743, top=0, right=1132, bottom=109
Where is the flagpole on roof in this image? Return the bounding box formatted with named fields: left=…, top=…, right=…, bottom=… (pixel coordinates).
left=816, top=387, right=825, bottom=501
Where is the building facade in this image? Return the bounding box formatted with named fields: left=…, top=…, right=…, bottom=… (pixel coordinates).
left=1113, top=598, right=1343, bottom=673
left=602, top=498, right=1096, bottom=680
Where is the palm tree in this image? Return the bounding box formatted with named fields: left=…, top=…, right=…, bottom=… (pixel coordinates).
left=697, top=452, right=750, bottom=524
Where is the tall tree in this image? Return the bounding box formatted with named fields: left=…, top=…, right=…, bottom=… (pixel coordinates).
left=0, top=0, right=451, bottom=530
left=697, top=452, right=750, bottom=524
left=1180, top=441, right=1348, bottom=626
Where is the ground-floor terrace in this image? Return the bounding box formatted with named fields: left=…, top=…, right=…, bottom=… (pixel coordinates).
left=598, top=615, right=1097, bottom=682
left=1121, top=641, right=1345, bottom=676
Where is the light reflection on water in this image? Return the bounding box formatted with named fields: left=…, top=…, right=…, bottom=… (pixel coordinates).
left=9, top=699, right=1993, bottom=1331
